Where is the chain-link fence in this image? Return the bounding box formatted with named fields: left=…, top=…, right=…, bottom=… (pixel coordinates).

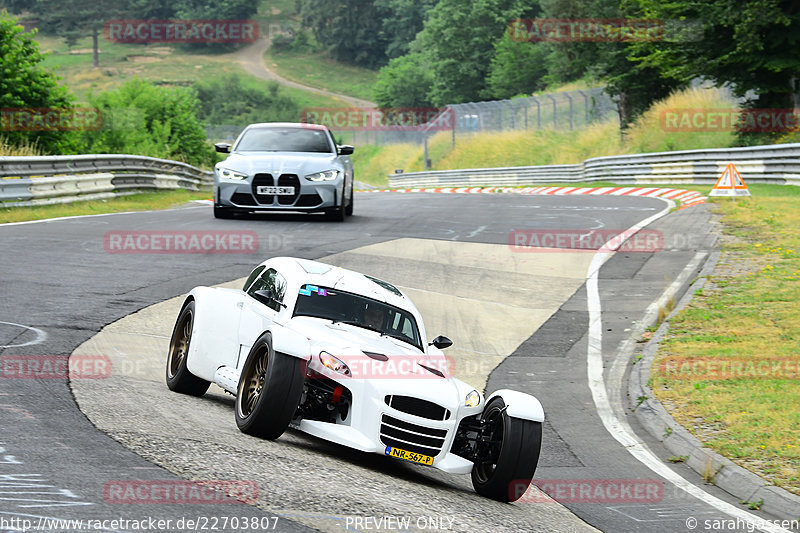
left=205, top=87, right=619, bottom=148
left=345, top=87, right=618, bottom=147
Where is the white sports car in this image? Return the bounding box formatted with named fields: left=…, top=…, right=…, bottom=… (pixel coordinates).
left=166, top=257, right=544, bottom=501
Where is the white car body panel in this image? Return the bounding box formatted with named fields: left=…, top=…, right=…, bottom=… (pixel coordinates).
left=186, top=287, right=244, bottom=379
left=486, top=389, right=546, bottom=422
left=178, top=256, right=544, bottom=475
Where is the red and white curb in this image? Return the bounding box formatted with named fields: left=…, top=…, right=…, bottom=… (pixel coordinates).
left=360, top=186, right=706, bottom=210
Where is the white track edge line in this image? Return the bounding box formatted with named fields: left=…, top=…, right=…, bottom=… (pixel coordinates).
left=585, top=201, right=791, bottom=533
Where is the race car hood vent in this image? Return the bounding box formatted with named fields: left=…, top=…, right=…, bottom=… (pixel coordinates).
left=418, top=363, right=445, bottom=378
left=363, top=350, right=389, bottom=361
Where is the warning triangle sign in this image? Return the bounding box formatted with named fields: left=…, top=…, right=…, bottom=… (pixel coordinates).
left=709, top=163, right=750, bottom=197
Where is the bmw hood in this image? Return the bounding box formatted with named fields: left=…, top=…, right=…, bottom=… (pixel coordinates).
left=218, top=152, right=342, bottom=178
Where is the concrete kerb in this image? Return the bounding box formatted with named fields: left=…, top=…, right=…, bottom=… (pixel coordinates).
left=628, top=250, right=800, bottom=520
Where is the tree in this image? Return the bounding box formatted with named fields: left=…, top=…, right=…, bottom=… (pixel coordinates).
left=194, top=76, right=300, bottom=126
left=0, top=1, right=36, bottom=12
left=172, top=0, right=257, bottom=20
left=375, top=0, right=437, bottom=59
left=633, top=0, right=800, bottom=140
left=485, top=33, right=549, bottom=99
left=536, top=0, right=683, bottom=126
left=82, top=79, right=213, bottom=166
left=32, top=0, right=131, bottom=68
left=374, top=53, right=434, bottom=108
left=299, top=0, right=390, bottom=68
left=411, top=0, right=538, bottom=105
left=0, top=10, right=78, bottom=153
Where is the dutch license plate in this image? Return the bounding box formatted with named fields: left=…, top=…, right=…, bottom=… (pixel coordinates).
left=256, top=186, right=294, bottom=195
left=384, top=446, right=434, bottom=466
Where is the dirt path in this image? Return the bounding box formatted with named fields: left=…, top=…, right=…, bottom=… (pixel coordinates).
left=231, top=35, right=376, bottom=108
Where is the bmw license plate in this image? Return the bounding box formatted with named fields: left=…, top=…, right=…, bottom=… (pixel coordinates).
left=385, top=446, right=434, bottom=466
left=256, top=186, right=294, bottom=195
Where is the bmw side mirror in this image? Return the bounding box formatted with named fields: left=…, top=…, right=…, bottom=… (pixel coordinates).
left=337, top=145, right=354, bottom=155
left=215, top=142, right=232, bottom=153
left=429, top=335, right=453, bottom=349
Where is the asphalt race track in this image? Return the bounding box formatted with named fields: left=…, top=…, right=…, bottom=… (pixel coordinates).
left=0, top=192, right=788, bottom=532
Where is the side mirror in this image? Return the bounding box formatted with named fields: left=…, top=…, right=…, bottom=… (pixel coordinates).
left=337, top=144, right=354, bottom=155
left=215, top=142, right=232, bottom=153
left=253, top=290, right=286, bottom=309
left=429, top=335, right=453, bottom=349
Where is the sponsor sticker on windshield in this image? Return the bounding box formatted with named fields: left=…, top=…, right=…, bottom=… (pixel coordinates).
left=299, top=285, right=327, bottom=296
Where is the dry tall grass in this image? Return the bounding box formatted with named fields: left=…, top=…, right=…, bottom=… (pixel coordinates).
left=0, top=136, right=43, bottom=156
left=351, top=87, right=741, bottom=185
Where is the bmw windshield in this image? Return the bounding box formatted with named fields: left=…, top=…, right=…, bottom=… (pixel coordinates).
left=234, top=127, right=333, bottom=153
left=293, top=284, right=421, bottom=349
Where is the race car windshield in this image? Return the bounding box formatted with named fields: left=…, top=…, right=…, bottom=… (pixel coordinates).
left=293, top=284, right=421, bottom=349
left=235, top=127, right=332, bottom=153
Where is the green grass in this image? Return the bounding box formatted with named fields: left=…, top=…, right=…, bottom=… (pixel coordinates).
left=36, top=33, right=345, bottom=110
left=652, top=184, right=800, bottom=495
left=0, top=190, right=209, bottom=224
left=251, top=0, right=378, bottom=102
left=264, top=48, right=378, bottom=102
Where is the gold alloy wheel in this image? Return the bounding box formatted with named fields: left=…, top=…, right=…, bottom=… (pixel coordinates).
left=167, top=309, right=192, bottom=379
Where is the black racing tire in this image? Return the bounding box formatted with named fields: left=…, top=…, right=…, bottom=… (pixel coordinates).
left=325, top=205, right=346, bottom=222
left=214, top=204, right=236, bottom=219
left=325, top=185, right=349, bottom=221
left=166, top=300, right=211, bottom=396
left=470, top=396, right=543, bottom=502
left=235, top=332, right=306, bottom=439
left=345, top=185, right=354, bottom=216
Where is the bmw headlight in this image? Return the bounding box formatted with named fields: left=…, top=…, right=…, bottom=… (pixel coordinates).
left=319, top=351, right=351, bottom=376
left=465, top=390, right=481, bottom=408
left=216, top=167, right=248, bottom=181
left=305, top=169, right=340, bottom=182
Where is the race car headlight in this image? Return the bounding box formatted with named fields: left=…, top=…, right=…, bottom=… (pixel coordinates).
left=305, top=169, right=340, bottom=181
left=216, top=167, right=248, bottom=181
left=319, top=351, right=351, bottom=376
left=465, top=390, right=480, bottom=408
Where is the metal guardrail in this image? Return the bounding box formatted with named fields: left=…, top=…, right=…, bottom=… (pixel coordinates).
left=389, top=143, right=800, bottom=188
left=0, top=154, right=213, bottom=207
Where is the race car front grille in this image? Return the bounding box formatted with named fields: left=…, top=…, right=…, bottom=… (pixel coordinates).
left=380, top=414, right=447, bottom=456
left=295, top=193, right=322, bottom=207
left=231, top=192, right=257, bottom=206
left=384, top=395, right=451, bottom=421
left=277, top=174, right=300, bottom=205
left=252, top=173, right=274, bottom=204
